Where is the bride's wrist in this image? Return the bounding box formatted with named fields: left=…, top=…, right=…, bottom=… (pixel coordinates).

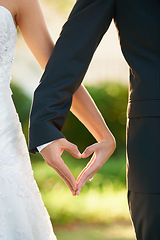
left=96, top=131, right=116, bottom=148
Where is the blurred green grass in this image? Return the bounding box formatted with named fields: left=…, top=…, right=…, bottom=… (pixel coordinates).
left=55, top=223, right=135, bottom=240
left=31, top=152, right=129, bottom=225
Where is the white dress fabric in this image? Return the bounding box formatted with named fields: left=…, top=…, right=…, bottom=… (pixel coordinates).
left=0, top=6, right=57, bottom=240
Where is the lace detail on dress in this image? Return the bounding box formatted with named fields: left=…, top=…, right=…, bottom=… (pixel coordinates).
left=0, top=7, right=16, bottom=68
left=0, top=7, right=57, bottom=240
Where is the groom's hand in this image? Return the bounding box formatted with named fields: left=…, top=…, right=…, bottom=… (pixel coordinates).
left=76, top=137, right=116, bottom=195
left=40, top=138, right=82, bottom=196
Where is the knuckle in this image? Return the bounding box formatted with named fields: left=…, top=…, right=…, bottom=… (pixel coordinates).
left=50, top=157, right=61, bottom=167
left=85, top=147, right=90, bottom=154
left=83, top=171, right=90, bottom=178
left=95, top=162, right=102, bottom=171
left=71, top=144, right=78, bottom=151
left=46, top=161, right=53, bottom=168
left=85, top=146, right=90, bottom=151
left=60, top=138, right=68, bottom=147
left=109, top=137, right=117, bottom=150
left=86, top=173, right=90, bottom=178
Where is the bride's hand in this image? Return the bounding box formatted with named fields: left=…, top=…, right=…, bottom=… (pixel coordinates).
left=76, top=137, right=116, bottom=195
left=40, top=138, right=81, bottom=196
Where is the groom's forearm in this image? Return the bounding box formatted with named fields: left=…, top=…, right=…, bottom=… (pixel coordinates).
left=29, top=0, right=115, bottom=153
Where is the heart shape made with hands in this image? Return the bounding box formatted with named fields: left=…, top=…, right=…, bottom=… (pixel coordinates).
left=41, top=138, right=116, bottom=196
left=63, top=143, right=99, bottom=196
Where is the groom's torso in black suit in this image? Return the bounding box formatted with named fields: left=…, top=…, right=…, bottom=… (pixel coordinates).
left=115, top=0, right=160, bottom=118
left=114, top=0, right=160, bottom=193
left=29, top=0, right=160, bottom=192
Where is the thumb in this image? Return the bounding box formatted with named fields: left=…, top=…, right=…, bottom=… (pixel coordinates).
left=81, top=144, right=97, bottom=158
left=64, top=141, right=82, bottom=159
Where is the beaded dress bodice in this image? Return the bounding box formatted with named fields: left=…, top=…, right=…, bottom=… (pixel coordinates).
left=0, top=6, right=17, bottom=93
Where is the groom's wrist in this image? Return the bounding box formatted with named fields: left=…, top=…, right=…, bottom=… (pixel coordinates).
left=37, top=141, right=54, bottom=152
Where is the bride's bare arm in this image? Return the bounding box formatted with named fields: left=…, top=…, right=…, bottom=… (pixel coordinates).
left=71, top=84, right=115, bottom=143
left=16, top=0, right=54, bottom=69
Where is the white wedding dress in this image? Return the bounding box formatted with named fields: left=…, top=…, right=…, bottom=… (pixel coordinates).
left=0, top=6, right=57, bottom=240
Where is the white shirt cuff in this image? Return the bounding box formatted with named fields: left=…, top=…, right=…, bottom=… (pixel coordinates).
left=37, top=141, right=54, bottom=152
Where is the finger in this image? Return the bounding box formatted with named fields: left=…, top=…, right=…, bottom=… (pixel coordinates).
left=77, top=168, right=96, bottom=195
left=77, top=153, right=96, bottom=183
left=77, top=155, right=100, bottom=194
left=81, top=144, right=97, bottom=158
left=76, top=172, right=96, bottom=195
left=64, top=141, right=82, bottom=159
left=47, top=158, right=77, bottom=195
left=53, top=157, right=78, bottom=191
left=42, top=151, right=78, bottom=192
left=53, top=167, right=77, bottom=196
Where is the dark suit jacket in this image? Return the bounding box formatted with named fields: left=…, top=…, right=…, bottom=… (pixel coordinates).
left=29, top=0, right=160, bottom=192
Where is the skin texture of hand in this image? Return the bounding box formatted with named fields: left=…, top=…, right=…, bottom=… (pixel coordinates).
left=40, top=138, right=82, bottom=196
left=76, top=137, right=116, bottom=195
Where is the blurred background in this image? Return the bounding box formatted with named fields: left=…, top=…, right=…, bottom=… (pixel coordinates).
left=11, top=0, right=136, bottom=239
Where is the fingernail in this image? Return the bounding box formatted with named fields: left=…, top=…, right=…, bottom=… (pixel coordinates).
left=78, top=153, right=81, bottom=158
left=82, top=153, right=86, bottom=158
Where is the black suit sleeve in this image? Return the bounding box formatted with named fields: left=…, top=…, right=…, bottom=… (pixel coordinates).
left=29, top=0, right=115, bottom=153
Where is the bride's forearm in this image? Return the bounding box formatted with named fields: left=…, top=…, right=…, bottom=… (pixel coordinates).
left=71, top=84, right=116, bottom=144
